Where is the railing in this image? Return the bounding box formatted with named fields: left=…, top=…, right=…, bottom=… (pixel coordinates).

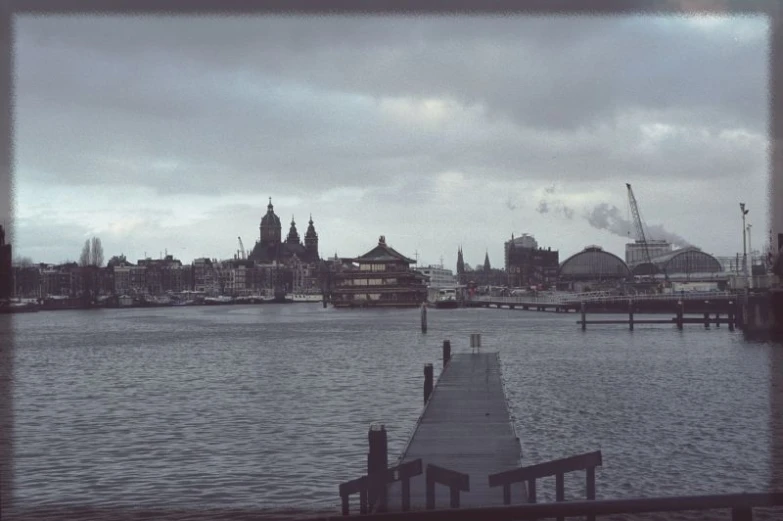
left=426, top=464, right=470, bottom=509
left=488, top=451, right=602, bottom=521
left=578, top=291, right=736, bottom=304
left=469, top=291, right=738, bottom=306
left=303, top=492, right=783, bottom=520
left=339, top=459, right=423, bottom=515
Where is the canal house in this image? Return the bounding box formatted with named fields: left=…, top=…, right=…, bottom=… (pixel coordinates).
left=331, top=235, right=427, bottom=308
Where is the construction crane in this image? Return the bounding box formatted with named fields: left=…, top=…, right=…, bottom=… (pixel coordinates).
left=626, top=183, right=656, bottom=277
left=237, top=237, right=246, bottom=260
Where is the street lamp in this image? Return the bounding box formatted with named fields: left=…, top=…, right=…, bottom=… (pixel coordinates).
left=740, top=203, right=749, bottom=276
left=747, top=223, right=753, bottom=288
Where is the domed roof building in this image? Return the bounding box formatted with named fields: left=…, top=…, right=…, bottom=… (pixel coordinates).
left=559, top=246, right=631, bottom=281
left=249, top=198, right=320, bottom=264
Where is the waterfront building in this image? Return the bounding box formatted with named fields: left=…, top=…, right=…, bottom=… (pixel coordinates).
left=639, top=247, right=723, bottom=279
left=504, top=233, right=559, bottom=288
left=417, top=264, right=458, bottom=303
left=192, top=258, right=219, bottom=295
left=557, top=245, right=631, bottom=292
left=625, top=239, right=672, bottom=268
left=417, top=265, right=457, bottom=288
left=331, top=235, right=427, bottom=308
left=41, top=264, right=72, bottom=297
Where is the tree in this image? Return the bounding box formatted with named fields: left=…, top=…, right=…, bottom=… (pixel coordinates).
left=90, top=237, right=104, bottom=267
left=12, top=256, right=33, bottom=268
left=79, top=239, right=91, bottom=267
left=79, top=237, right=105, bottom=267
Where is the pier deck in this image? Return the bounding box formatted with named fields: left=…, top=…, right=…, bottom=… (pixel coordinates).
left=386, top=352, right=523, bottom=510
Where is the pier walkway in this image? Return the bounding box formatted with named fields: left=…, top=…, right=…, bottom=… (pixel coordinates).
left=338, top=340, right=603, bottom=517
left=385, top=352, right=522, bottom=510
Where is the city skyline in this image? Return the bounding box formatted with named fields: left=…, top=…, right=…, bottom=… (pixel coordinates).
left=11, top=15, right=770, bottom=267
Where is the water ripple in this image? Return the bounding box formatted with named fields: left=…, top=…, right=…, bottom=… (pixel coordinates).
left=6, top=306, right=779, bottom=514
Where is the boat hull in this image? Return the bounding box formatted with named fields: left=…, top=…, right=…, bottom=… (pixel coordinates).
left=434, top=300, right=460, bottom=309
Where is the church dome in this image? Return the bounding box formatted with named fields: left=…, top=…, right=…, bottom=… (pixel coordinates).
left=261, top=198, right=281, bottom=227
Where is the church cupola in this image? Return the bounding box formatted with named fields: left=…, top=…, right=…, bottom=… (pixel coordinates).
left=260, top=197, right=282, bottom=246
left=286, top=215, right=301, bottom=244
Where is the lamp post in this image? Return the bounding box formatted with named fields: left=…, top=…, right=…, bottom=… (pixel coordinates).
left=747, top=223, right=753, bottom=289
left=740, top=203, right=749, bottom=276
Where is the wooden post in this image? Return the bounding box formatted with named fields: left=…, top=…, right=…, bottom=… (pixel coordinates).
left=424, top=363, right=433, bottom=404
left=367, top=424, right=388, bottom=512
left=729, top=301, right=735, bottom=331
left=580, top=301, right=586, bottom=331
left=586, top=466, right=596, bottom=521
left=442, top=340, right=451, bottom=367
left=420, top=303, right=427, bottom=334
left=715, top=313, right=721, bottom=328
left=528, top=478, right=537, bottom=503
left=425, top=471, right=435, bottom=509
left=703, top=312, right=710, bottom=329
left=676, top=300, right=684, bottom=330
left=628, top=299, right=634, bottom=331
left=555, top=472, right=565, bottom=521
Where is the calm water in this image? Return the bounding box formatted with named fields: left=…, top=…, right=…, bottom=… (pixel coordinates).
left=4, top=304, right=782, bottom=517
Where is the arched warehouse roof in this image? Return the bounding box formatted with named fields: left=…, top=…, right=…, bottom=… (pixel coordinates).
left=651, top=247, right=723, bottom=275
left=559, top=246, right=631, bottom=280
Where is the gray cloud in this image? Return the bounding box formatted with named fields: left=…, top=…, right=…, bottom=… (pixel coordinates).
left=11, top=16, right=769, bottom=264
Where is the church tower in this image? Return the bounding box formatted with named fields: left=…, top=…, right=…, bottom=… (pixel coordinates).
left=260, top=197, right=282, bottom=246
left=286, top=215, right=301, bottom=245
left=304, top=214, right=319, bottom=261
left=456, top=246, right=465, bottom=284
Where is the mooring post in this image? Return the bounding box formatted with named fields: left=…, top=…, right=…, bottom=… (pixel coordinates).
left=424, top=363, right=434, bottom=404
left=728, top=301, right=735, bottom=332
left=421, top=303, right=428, bottom=334
left=715, top=312, right=720, bottom=328
left=367, top=423, right=388, bottom=512
left=628, top=299, right=634, bottom=331
left=676, top=300, right=684, bottom=330
left=703, top=312, right=710, bottom=329
left=580, top=301, right=586, bottom=331
left=442, top=340, right=451, bottom=367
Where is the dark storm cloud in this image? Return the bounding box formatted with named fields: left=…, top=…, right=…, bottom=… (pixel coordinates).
left=14, top=15, right=768, bottom=198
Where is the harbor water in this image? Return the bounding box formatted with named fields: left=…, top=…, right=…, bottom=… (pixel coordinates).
left=4, top=305, right=782, bottom=518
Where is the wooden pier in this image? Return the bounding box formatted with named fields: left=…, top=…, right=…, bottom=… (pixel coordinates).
left=386, top=351, right=522, bottom=510
left=339, top=339, right=603, bottom=517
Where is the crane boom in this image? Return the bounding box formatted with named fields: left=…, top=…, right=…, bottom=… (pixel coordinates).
left=626, top=183, right=655, bottom=272
left=237, top=236, right=246, bottom=260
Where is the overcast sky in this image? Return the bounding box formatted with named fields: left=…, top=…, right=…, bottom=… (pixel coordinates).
left=12, top=14, right=771, bottom=269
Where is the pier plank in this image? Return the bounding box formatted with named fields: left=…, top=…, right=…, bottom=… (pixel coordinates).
left=386, top=352, right=523, bottom=511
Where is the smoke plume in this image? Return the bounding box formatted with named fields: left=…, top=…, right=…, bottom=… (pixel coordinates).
left=585, top=203, right=691, bottom=248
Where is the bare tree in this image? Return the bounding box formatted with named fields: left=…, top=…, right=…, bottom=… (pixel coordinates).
left=90, top=237, right=104, bottom=267
left=79, top=239, right=91, bottom=267
left=12, top=256, right=33, bottom=268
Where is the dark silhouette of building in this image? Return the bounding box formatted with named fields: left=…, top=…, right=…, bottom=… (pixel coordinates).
left=249, top=198, right=320, bottom=264
left=0, top=225, right=11, bottom=300
left=505, top=234, right=559, bottom=288
left=456, top=246, right=465, bottom=284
